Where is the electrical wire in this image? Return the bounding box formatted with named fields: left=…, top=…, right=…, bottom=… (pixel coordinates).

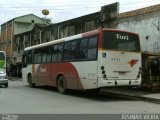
left=0, top=0, right=159, bottom=12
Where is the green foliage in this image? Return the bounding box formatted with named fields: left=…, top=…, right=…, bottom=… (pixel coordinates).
left=0, top=60, right=5, bottom=68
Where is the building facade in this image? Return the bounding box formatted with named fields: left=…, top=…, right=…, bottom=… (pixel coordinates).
left=0, top=14, right=45, bottom=63
left=117, top=4, right=160, bottom=52
left=13, top=2, right=119, bottom=64
left=12, top=3, right=160, bottom=65
left=14, top=24, right=52, bottom=63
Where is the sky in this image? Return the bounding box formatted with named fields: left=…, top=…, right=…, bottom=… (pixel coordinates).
left=0, top=0, right=160, bottom=25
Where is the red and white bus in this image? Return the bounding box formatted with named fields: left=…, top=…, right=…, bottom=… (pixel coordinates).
left=22, top=28, right=142, bottom=94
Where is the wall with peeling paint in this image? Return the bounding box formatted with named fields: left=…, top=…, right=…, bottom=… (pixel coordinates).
left=117, top=6, right=160, bottom=52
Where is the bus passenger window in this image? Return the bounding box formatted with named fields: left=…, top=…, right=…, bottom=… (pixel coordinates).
left=42, top=53, right=47, bottom=63
left=28, top=52, right=32, bottom=64
left=88, top=37, right=97, bottom=60
left=57, top=44, right=63, bottom=61
left=37, top=53, right=42, bottom=63
left=78, top=39, right=88, bottom=60
left=34, top=50, right=41, bottom=63
left=42, top=47, right=51, bottom=63
left=64, top=42, right=71, bottom=61
left=70, top=41, right=78, bottom=60
left=52, top=45, right=58, bottom=62
left=46, top=52, right=51, bottom=63
left=34, top=53, right=38, bottom=63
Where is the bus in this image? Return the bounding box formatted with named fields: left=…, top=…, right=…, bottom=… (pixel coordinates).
left=22, top=28, right=141, bottom=94
left=0, top=51, right=8, bottom=87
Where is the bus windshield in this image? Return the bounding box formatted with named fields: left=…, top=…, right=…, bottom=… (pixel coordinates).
left=103, top=31, right=140, bottom=52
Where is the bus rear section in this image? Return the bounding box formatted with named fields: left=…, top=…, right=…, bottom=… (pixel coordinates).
left=97, top=30, right=141, bottom=88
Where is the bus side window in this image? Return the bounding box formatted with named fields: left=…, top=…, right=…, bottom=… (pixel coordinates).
left=42, top=47, right=51, bottom=63
left=52, top=45, right=58, bottom=62
left=70, top=40, right=78, bottom=60
left=64, top=42, right=71, bottom=61
left=57, top=43, right=64, bottom=61
left=28, top=50, right=33, bottom=64
left=34, top=49, right=41, bottom=64
left=46, top=47, right=52, bottom=63
left=78, top=39, right=88, bottom=60
left=42, top=49, right=47, bottom=63
left=42, top=47, right=47, bottom=63
left=88, top=37, right=98, bottom=60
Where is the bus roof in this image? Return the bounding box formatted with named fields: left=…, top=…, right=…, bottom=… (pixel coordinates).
left=0, top=51, right=6, bottom=54
left=24, top=28, right=139, bottom=51
left=24, top=29, right=100, bottom=51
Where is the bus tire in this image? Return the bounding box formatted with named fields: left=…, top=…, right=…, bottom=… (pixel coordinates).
left=5, top=83, right=8, bottom=88
left=57, top=76, right=67, bottom=94
left=28, top=74, right=35, bottom=88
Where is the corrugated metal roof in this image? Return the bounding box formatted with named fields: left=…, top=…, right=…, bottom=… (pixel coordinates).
left=119, top=4, right=160, bottom=19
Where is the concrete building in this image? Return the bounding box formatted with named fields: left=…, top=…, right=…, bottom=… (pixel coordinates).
left=0, top=14, right=45, bottom=62
left=14, top=24, right=52, bottom=63
left=117, top=4, right=160, bottom=52
left=52, top=2, right=119, bottom=39
left=14, top=2, right=119, bottom=63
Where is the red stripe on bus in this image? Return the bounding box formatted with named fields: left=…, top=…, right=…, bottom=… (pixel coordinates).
left=34, top=63, right=84, bottom=90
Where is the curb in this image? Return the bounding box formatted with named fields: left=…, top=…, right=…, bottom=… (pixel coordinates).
left=135, top=95, right=160, bottom=104
left=101, top=91, right=160, bottom=104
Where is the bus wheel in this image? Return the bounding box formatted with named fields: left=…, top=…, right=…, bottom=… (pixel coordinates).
left=28, top=75, right=35, bottom=88
left=5, top=83, right=8, bottom=88
left=57, top=76, right=67, bottom=94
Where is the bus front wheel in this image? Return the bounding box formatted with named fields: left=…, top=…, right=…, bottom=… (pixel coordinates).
left=57, top=76, right=67, bottom=94
left=28, top=75, right=35, bottom=88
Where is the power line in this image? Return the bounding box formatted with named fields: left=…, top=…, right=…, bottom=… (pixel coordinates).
left=0, top=0, right=159, bottom=10
left=0, top=0, right=159, bottom=23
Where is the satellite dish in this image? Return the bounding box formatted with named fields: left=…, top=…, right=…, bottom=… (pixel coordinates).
left=42, top=9, right=49, bottom=16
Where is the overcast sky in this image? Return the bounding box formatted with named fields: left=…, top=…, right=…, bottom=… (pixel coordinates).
left=0, top=0, right=160, bottom=25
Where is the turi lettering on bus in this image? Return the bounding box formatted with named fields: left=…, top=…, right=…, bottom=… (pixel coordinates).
left=116, top=34, right=129, bottom=40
